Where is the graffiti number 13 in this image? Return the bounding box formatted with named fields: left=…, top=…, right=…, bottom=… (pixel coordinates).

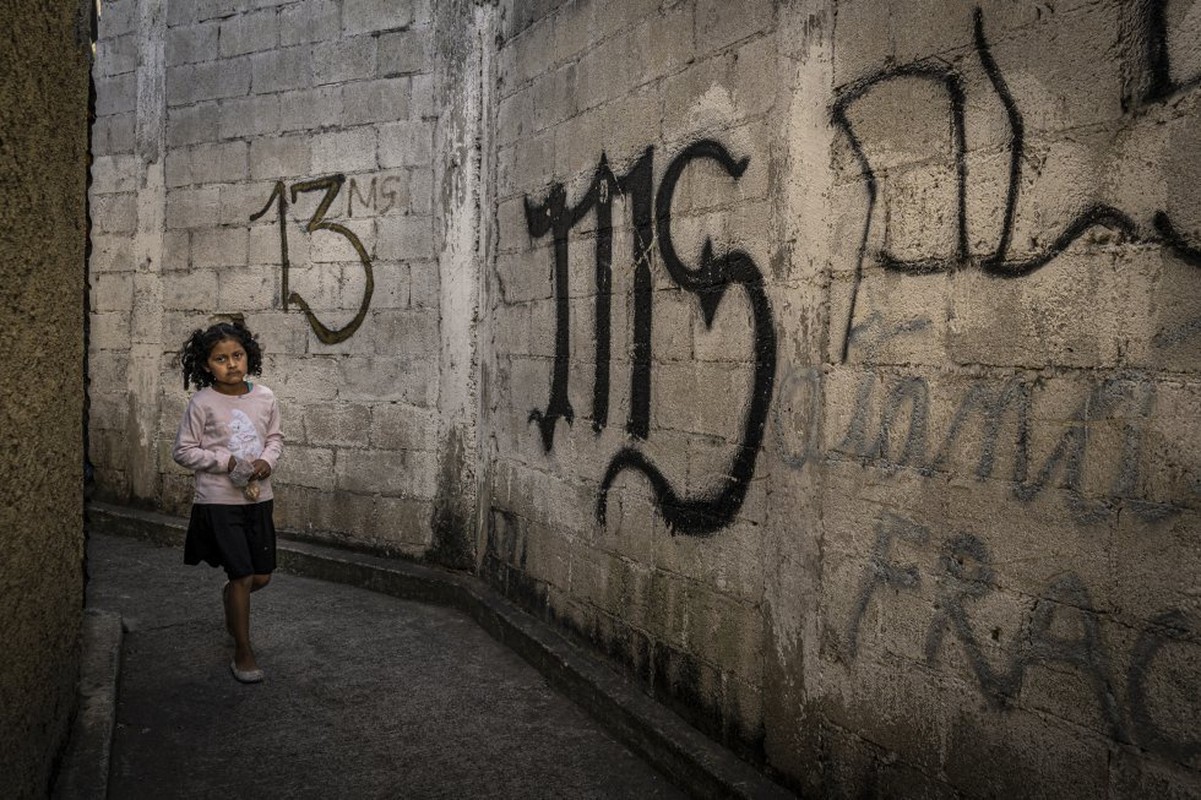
left=250, top=174, right=375, bottom=344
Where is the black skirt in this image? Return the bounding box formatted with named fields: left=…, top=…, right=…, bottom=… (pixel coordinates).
left=184, top=501, right=277, bottom=579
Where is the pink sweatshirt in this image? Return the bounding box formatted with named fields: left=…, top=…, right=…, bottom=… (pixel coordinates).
left=172, top=384, right=284, bottom=505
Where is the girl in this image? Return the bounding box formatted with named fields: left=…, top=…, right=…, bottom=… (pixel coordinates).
left=172, top=320, right=283, bottom=684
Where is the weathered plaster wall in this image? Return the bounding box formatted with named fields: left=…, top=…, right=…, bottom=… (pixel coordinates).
left=90, top=0, right=1201, bottom=796
left=0, top=1, right=90, bottom=796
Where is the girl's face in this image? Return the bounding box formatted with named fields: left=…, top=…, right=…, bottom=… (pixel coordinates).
left=206, top=337, right=248, bottom=394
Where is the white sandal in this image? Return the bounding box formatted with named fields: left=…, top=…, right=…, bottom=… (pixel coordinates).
left=229, top=661, right=264, bottom=684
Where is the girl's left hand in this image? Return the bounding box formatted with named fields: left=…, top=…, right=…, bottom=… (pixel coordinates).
left=252, top=459, right=272, bottom=480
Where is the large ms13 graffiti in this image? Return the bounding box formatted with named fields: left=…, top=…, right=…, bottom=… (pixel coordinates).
left=523, top=141, right=777, bottom=536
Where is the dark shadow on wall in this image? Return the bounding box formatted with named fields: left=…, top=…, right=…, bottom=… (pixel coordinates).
left=428, top=425, right=476, bottom=569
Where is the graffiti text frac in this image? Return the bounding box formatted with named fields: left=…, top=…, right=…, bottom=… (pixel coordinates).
left=523, top=140, right=778, bottom=536
left=847, top=513, right=1199, bottom=760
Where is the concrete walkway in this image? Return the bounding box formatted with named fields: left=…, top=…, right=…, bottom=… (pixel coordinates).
left=86, top=532, right=686, bottom=799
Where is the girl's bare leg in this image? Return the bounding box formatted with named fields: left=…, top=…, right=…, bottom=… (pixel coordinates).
left=226, top=576, right=258, bottom=672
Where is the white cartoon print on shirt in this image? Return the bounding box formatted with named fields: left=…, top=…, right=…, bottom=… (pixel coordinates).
left=227, top=409, right=264, bottom=462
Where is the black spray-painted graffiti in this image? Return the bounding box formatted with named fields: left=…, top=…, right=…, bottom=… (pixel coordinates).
left=775, top=367, right=1180, bottom=524
left=847, top=513, right=1200, bottom=761
left=523, top=141, right=778, bottom=535
left=832, top=6, right=1201, bottom=362
left=524, top=149, right=655, bottom=447
left=251, top=174, right=375, bottom=344
left=1139, top=0, right=1201, bottom=104
left=344, top=174, right=406, bottom=217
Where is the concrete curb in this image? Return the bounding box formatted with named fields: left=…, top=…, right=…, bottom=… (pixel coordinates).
left=52, top=608, right=123, bottom=800
left=86, top=501, right=796, bottom=800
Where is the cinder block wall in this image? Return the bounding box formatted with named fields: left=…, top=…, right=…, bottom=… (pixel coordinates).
left=90, top=0, right=1201, bottom=795
left=488, top=0, right=1201, bottom=795
left=88, top=0, right=485, bottom=559
left=488, top=0, right=784, bottom=771
left=1, top=1, right=90, bottom=796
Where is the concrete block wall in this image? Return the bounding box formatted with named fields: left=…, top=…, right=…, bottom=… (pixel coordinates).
left=487, top=0, right=1201, bottom=796
left=792, top=3, right=1201, bottom=796
left=90, top=0, right=1201, bottom=796
left=488, top=0, right=784, bottom=768
left=89, top=0, right=470, bottom=557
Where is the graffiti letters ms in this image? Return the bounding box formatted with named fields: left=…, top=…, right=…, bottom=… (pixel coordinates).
left=523, top=141, right=778, bottom=536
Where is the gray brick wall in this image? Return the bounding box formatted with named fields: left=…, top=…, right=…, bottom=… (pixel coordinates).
left=485, top=0, right=1201, bottom=796
left=90, top=0, right=1201, bottom=796
left=90, top=0, right=443, bottom=555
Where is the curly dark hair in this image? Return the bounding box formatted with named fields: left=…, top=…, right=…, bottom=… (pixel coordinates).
left=179, top=321, right=264, bottom=390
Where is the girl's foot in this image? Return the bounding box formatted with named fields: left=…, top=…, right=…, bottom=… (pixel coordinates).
left=230, top=661, right=264, bottom=683
left=233, top=643, right=260, bottom=676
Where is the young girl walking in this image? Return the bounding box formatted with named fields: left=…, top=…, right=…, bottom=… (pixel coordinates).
left=172, top=320, right=283, bottom=684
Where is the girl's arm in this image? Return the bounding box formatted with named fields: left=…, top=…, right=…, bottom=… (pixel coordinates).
left=171, top=397, right=232, bottom=473
left=257, top=396, right=284, bottom=470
